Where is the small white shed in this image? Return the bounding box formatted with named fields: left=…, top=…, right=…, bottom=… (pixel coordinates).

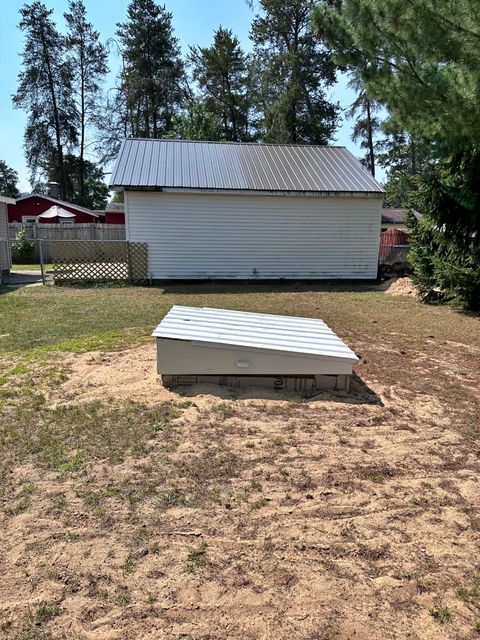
left=110, top=139, right=384, bottom=281
left=153, top=306, right=359, bottom=391
left=0, top=195, right=15, bottom=283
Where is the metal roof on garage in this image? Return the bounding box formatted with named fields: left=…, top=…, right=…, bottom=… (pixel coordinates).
left=152, top=306, right=359, bottom=362
left=110, top=138, right=384, bottom=194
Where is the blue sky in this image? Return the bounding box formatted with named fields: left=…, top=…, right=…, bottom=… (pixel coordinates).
left=0, top=0, right=373, bottom=193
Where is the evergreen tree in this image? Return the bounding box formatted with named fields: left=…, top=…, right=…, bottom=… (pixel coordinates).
left=378, top=132, right=432, bottom=209
left=168, top=102, right=223, bottom=141
left=35, top=154, right=109, bottom=209
left=0, top=161, right=20, bottom=198
left=251, top=0, right=339, bottom=144
left=116, top=0, right=184, bottom=139
left=313, top=0, right=480, bottom=308
left=64, top=0, right=108, bottom=207
left=189, top=27, right=252, bottom=141
left=312, top=1, right=480, bottom=152
left=407, top=155, right=480, bottom=310
left=96, top=41, right=132, bottom=164
left=13, top=1, right=76, bottom=200
left=346, top=74, right=380, bottom=177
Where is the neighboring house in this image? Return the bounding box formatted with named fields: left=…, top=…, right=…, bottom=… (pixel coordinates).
left=8, top=194, right=99, bottom=224
left=104, top=202, right=125, bottom=225
left=381, top=208, right=422, bottom=231
left=0, top=195, right=15, bottom=282
left=110, top=139, right=384, bottom=280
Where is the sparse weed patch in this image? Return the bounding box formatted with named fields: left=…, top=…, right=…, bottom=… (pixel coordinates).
left=429, top=606, right=452, bottom=624
left=0, top=398, right=181, bottom=474
left=27, top=601, right=60, bottom=625
left=457, top=574, right=480, bottom=603
left=184, top=542, right=208, bottom=574
left=210, top=401, right=237, bottom=420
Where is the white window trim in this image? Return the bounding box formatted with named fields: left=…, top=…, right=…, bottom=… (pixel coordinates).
left=22, top=215, right=38, bottom=224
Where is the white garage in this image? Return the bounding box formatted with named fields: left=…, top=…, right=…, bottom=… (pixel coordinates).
left=0, top=195, right=15, bottom=283
left=110, top=139, right=384, bottom=280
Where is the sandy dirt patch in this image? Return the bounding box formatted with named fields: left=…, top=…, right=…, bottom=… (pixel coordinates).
left=380, top=276, right=419, bottom=298
left=61, top=344, right=378, bottom=408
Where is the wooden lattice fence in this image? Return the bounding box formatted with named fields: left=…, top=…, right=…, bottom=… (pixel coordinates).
left=46, top=241, right=148, bottom=285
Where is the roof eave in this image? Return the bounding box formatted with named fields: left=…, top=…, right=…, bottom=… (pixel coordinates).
left=116, top=185, right=384, bottom=197
left=15, top=193, right=99, bottom=217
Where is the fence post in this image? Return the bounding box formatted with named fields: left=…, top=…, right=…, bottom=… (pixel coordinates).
left=126, top=241, right=133, bottom=283
left=32, top=223, right=38, bottom=261
left=39, top=239, right=46, bottom=285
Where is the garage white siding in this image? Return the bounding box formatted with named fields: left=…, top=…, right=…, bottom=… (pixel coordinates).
left=125, top=191, right=382, bottom=280
left=0, top=202, right=11, bottom=276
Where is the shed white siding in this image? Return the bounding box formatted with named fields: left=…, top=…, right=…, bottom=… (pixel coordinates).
left=0, top=202, right=11, bottom=276
left=125, top=191, right=382, bottom=280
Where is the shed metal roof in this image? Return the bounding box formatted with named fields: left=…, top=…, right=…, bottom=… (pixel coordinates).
left=0, top=195, right=16, bottom=205
left=111, top=138, right=384, bottom=194
left=381, top=208, right=422, bottom=224
left=152, top=306, right=359, bottom=362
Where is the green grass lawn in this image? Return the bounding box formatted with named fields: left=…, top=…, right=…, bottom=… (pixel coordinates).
left=11, top=263, right=54, bottom=271
left=1, top=281, right=478, bottom=354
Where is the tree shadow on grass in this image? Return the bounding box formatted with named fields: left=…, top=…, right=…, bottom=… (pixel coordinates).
left=156, top=279, right=380, bottom=296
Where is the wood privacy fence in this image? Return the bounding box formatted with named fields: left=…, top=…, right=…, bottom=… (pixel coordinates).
left=9, top=223, right=126, bottom=262
left=39, top=240, right=148, bottom=285
left=379, top=229, right=410, bottom=265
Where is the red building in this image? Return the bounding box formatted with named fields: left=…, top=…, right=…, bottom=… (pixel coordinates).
left=104, top=202, right=125, bottom=225
left=8, top=194, right=100, bottom=224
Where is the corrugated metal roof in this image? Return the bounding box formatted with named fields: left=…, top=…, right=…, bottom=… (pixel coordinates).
left=381, top=208, right=422, bottom=224
left=105, top=202, right=125, bottom=212
left=152, top=306, right=359, bottom=362
left=111, top=139, right=384, bottom=194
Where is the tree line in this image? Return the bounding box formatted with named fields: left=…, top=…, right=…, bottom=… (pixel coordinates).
left=3, top=0, right=439, bottom=209
left=5, top=0, right=343, bottom=208
left=2, top=0, right=479, bottom=307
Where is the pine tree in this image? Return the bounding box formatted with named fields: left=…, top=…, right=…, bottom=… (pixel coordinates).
left=377, top=132, right=432, bottom=209
left=189, top=27, right=252, bottom=141
left=13, top=1, right=76, bottom=200
left=116, top=0, right=184, bottom=139
left=312, top=0, right=480, bottom=152
left=251, top=0, right=339, bottom=144
left=64, top=0, right=108, bottom=207
left=313, top=0, right=480, bottom=308
left=346, top=74, right=380, bottom=177
left=0, top=161, right=20, bottom=198
left=168, top=102, right=223, bottom=141
left=37, top=154, right=109, bottom=209
left=407, top=157, right=480, bottom=310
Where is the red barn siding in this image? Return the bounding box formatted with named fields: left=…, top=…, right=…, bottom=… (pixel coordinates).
left=104, top=211, right=125, bottom=224
left=7, top=195, right=97, bottom=224
left=379, top=229, right=410, bottom=263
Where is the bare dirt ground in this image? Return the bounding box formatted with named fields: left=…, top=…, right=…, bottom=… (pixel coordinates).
left=2, top=327, right=480, bottom=640
left=381, top=276, right=419, bottom=298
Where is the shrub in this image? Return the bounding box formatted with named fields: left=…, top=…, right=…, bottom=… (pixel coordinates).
left=12, top=227, right=35, bottom=262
